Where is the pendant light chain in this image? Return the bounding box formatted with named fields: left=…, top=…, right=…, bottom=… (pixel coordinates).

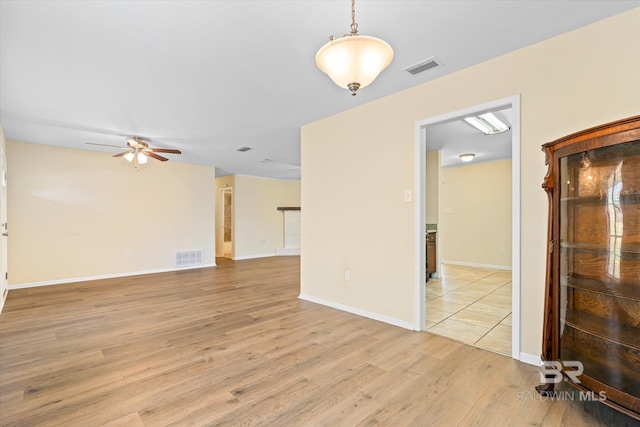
left=350, top=0, right=358, bottom=35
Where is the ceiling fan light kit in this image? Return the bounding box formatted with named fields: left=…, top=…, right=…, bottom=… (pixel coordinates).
left=316, top=0, right=393, bottom=96
left=135, top=152, right=148, bottom=165
left=86, top=136, right=181, bottom=170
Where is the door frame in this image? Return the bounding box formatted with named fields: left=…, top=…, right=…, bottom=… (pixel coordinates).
left=413, top=94, right=521, bottom=360
left=218, top=187, right=233, bottom=259
left=0, top=144, right=8, bottom=313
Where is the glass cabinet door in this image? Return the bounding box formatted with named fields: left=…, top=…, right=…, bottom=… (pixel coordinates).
left=557, top=140, right=640, bottom=399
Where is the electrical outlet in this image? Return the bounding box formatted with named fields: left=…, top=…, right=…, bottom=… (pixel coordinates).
left=404, top=190, right=412, bottom=202
left=125, top=250, right=132, bottom=258
left=344, top=270, right=351, bottom=281
left=499, top=246, right=506, bottom=254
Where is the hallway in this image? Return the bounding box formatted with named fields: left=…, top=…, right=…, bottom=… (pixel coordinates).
left=426, top=264, right=512, bottom=356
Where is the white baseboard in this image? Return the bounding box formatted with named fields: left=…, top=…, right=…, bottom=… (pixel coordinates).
left=519, top=352, right=542, bottom=366
left=298, top=293, right=415, bottom=330
left=232, top=254, right=275, bottom=261
left=7, top=263, right=217, bottom=290
left=441, top=260, right=512, bottom=271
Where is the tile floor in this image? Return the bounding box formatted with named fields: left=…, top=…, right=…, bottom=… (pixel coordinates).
left=425, top=264, right=512, bottom=356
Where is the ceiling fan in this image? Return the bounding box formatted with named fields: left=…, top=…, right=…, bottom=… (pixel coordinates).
left=87, top=137, right=181, bottom=169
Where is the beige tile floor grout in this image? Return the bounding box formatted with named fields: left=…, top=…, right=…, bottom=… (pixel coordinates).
left=425, top=264, right=512, bottom=356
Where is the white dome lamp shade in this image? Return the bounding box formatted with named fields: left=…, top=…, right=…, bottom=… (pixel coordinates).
left=316, top=0, right=393, bottom=96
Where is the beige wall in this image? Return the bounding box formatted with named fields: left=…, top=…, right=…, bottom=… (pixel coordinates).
left=440, top=159, right=511, bottom=268
left=425, top=150, right=439, bottom=225
left=301, top=9, right=640, bottom=356
left=230, top=175, right=301, bottom=259
left=7, top=141, right=216, bottom=285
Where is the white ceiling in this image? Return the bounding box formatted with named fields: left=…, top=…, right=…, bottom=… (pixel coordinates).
left=1, top=1, right=637, bottom=179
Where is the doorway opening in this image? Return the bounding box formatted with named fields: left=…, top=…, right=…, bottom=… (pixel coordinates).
left=414, top=95, right=521, bottom=360
left=0, top=144, right=8, bottom=313
left=219, top=188, right=233, bottom=259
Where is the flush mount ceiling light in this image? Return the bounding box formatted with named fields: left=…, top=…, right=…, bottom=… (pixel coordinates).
left=315, top=0, right=394, bottom=96
left=464, top=112, right=510, bottom=135
left=459, top=153, right=476, bottom=162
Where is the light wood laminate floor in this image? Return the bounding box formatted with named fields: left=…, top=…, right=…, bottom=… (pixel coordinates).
left=0, top=257, right=635, bottom=426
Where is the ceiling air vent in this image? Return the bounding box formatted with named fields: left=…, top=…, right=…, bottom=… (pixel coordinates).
left=236, top=146, right=251, bottom=152
left=404, top=56, right=443, bottom=76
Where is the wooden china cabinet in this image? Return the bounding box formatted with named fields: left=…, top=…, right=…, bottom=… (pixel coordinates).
left=536, top=116, right=640, bottom=420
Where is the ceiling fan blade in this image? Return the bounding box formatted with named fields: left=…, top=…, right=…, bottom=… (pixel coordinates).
left=86, top=142, right=125, bottom=148
left=149, top=148, right=181, bottom=154
left=113, top=151, right=131, bottom=158
left=146, top=152, right=169, bottom=162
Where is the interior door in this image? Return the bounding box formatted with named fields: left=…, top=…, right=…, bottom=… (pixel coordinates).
left=0, top=147, right=8, bottom=307
left=223, top=189, right=233, bottom=258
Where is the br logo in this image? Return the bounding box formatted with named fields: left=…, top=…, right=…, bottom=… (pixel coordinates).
left=540, top=361, right=584, bottom=384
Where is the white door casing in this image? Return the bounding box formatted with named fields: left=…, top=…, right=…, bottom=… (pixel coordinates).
left=219, top=188, right=233, bottom=258
left=0, top=142, right=8, bottom=312
left=414, top=95, right=521, bottom=360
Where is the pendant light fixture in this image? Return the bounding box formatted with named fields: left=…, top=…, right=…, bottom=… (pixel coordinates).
left=316, top=0, right=394, bottom=96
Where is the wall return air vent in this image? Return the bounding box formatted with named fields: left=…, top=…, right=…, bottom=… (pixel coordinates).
left=403, top=56, right=443, bottom=75
left=174, top=249, right=204, bottom=268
